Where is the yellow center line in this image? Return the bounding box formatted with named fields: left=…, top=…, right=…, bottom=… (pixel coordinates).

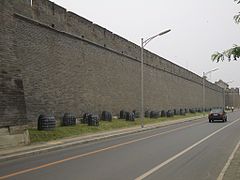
left=0, top=121, right=204, bottom=179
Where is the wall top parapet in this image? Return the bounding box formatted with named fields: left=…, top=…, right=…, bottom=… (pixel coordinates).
left=10, top=0, right=223, bottom=94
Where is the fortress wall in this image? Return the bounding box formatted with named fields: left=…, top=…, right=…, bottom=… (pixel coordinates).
left=0, top=0, right=32, bottom=127
left=30, top=0, right=223, bottom=93
left=0, top=0, right=224, bottom=127
left=15, top=13, right=223, bottom=124
left=15, top=14, right=141, bottom=123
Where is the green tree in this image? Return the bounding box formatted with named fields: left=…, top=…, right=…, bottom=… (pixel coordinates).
left=212, top=0, right=240, bottom=62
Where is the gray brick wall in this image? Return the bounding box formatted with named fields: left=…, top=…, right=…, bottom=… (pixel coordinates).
left=0, top=0, right=228, bottom=127
left=0, top=0, right=31, bottom=127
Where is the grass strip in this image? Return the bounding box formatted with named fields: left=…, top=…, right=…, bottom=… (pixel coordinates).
left=29, top=113, right=206, bottom=143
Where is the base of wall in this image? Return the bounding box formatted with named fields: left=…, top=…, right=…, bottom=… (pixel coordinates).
left=0, top=125, right=30, bottom=149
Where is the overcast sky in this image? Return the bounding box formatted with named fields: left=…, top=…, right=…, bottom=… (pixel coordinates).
left=53, top=0, right=240, bottom=88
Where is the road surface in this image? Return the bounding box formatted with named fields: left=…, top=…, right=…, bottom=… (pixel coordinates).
left=0, top=111, right=240, bottom=180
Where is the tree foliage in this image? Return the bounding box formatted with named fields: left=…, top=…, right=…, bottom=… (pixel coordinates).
left=212, top=0, right=240, bottom=62
left=211, top=45, right=240, bottom=62
left=234, top=0, right=240, bottom=24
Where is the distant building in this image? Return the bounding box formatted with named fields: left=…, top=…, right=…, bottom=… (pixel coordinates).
left=215, top=80, right=229, bottom=90
left=215, top=80, right=240, bottom=108
left=225, top=88, right=240, bottom=108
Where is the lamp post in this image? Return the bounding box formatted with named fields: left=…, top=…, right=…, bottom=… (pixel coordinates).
left=140, top=29, right=171, bottom=128
left=202, top=68, right=219, bottom=114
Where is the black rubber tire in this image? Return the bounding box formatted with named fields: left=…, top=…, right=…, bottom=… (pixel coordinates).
left=38, top=115, right=56, bottom=130
left=101, top=111, right=112, bottom=121
left=120, top=110, right=126, bottom=119
left=161, top=110, right=166, bottom=117
left=63, top=113, right=76, bottom=126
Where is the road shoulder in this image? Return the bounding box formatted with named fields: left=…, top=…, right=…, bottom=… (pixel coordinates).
left=220, top=139, right=240, bottom=180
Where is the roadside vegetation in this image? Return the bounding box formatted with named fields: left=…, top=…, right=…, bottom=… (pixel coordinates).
left=29, top=112, right=206, bottom=143
left=211, top=0, right=240, bottom=62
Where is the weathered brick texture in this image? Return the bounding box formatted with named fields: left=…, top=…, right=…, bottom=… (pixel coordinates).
left=0, top=0, right=31, bottom=127
left=1, top=0, right=225, bottom=127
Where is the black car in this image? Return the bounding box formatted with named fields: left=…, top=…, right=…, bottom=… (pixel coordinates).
left=208, top=108, right=227, bottom=123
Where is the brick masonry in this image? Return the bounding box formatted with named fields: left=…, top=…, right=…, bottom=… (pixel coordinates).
left=1, top=0, right=225, bottom=127
left=0, top=0, right=31, bottom=127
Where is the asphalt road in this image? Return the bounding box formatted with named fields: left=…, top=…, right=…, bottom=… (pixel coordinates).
left=1, top=111, right=240, bottom=180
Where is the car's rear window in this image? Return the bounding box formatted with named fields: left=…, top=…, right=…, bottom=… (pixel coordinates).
left=211, top=109, right=222, bottom=113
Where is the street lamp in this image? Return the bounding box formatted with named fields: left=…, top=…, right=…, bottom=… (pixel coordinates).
left=202, top=68, right=219, bottom=114
left=140, top=29, right=171, bottom=128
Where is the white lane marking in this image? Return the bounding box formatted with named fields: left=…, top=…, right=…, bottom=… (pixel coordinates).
left=0, top=121, right=205, bottom=179
left=217, top=138, right=240, bottom=180
left=135, top=118, right=240, bottom=180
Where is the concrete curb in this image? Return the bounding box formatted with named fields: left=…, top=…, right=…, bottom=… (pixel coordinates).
left=217, top=138, right=240, bottom=180
left=0, top=115, right=206, bottom=162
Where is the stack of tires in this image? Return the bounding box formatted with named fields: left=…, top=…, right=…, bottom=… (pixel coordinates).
left=82, top=113, right=99, bottom=126
left=145, top=110, right=150, bottom=118
left=161, top=110, right=166, bottom=117
left=189, top=109, right=196, bottom=113
left=166, top=110, right=174, bottom=117
left=38, top=115, right=56, bottom=131
left=101, top=111, right=112, bottom=121
left=174, top=109, right=180, bottom=115
left=150, top=111, right=160, bottom=118
left=62, top=113, right=76, bottom=126
left=82, top=113, right=90, bottom=124
left=180, top=109, right=186, bottom=115
left=132, top=110, right=140, bottom=118
left=173, top=109, right=177, bottom=115
left=88, top=114, right=99, bottom=126
left=126, top=112, right=135, bottom=121
left=120, top=110, right=126, bottom=119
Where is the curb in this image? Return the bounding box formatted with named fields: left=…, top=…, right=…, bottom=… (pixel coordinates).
left=0, top=115, right=206, bottom=162
left=217, top=137, right=240, bottom=180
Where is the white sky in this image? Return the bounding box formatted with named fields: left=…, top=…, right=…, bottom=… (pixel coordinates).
left=53, top=0, right=240, bottom=88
